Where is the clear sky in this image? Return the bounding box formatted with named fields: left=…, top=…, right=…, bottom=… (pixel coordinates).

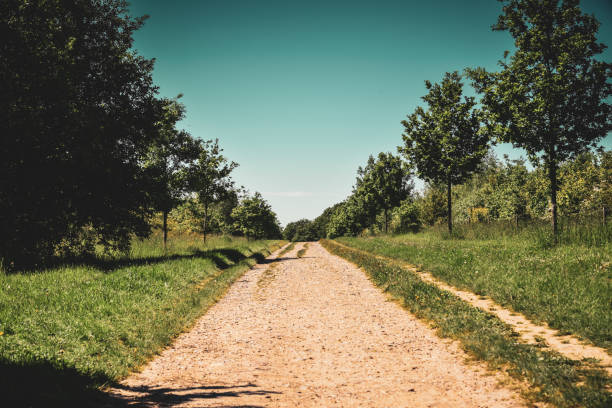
left=128, top=0, right=612, bottom=226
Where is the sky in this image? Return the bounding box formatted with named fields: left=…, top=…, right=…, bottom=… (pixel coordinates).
left=128, top=0, right=612, bottom=226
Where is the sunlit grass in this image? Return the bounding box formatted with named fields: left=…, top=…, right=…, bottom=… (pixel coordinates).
left=322, top=239, right=611, bottom=408
left=0, top=234, right=281, bottom=406
left=337, top=219, right=612, bottom=353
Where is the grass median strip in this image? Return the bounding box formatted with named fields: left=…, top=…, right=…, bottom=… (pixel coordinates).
left=0, top=236, right=282, bottom=407
left=277, top=242, right=296, bottom=257
left=321, top=239, right=611, bottom=408
left=297, top=243, right=309, bottom=258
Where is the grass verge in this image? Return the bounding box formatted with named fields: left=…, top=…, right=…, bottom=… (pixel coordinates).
left=321, top=239, right=611, bottom=408
left=336, top=233, right=612, bottom=353
left=0, top=235, right=282, bottom=407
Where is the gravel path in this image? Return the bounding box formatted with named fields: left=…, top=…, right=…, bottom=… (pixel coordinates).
left=106, top=242, right=525, bottom=407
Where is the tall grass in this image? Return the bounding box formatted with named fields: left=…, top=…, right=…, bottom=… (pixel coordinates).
left=430, top=216, right=612, bottom=248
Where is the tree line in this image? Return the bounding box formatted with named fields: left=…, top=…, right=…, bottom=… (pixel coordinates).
left=284, top=0, right=610, bottom=242
left=1, top=0, right=280, bottom=269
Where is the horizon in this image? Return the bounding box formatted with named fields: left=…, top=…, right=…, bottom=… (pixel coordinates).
left=128, top=0, right=612, bottom=226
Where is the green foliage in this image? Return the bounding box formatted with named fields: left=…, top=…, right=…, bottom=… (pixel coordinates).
left=231, top=192, right=282, bottom=240
left=468, top=0, right=612, bottom=235
left=188, top=139, right=238, bottom=241
left=1, top=0, right=162, bottom=266
left=558, top=151, right=612, bottom=217
left=312, top=202, right=345, bottom=239
left=326, top=196, right=370, bottom=238
left=324, top=239, right=611, bottom=408
left=283, top=219, right=318, bottom=241
left=417, top=184, right=448, bottom=226
left=355, top=152, right=413, bottom=233
left=389, top=199, right=421, bottom=233
left=0, top=235, right=281, bottom=406
left=144, top=97, right=201, bottom=247
left=144, top=98, right=200, bottom=214
left=400, top=71, right=489, bottom=233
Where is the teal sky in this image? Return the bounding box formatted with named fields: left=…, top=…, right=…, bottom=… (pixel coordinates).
left=128, top=0, right=612, bottom=226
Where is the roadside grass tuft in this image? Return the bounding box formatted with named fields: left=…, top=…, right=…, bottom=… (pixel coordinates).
left=322, top=239, right=611, bottom=408
left=0, top=234, right=282, bottom=407
left=297, top=243, right=309, bottom=258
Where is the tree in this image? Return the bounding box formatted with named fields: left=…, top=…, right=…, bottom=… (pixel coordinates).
left=355, top=152, right=412, bottom=233
left=312, top=202, right=344, bottom=239
left=283, top=219, right=317, bottom=241
left=325, top=195, right=370, bottom=238
left=145, top=97, right=200, bottom=249
left=400, top=72, right=489, bottom=234
left=417, top=185, right=448, bottom=226
left=1, top=0, right=161, bottom=266
left=231, top=193, right=281, bottom=240
left=467, top=0, right=611, bottom=237
left=188, top=139, right=237, bottom=242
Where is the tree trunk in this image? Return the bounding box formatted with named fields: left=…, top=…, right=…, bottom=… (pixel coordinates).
left=384, top=208, right=388, bottom=234
left=202, top=203, right=208, bottom=243
left=162, top=210, right=168, bottom=251
left=548, top=159, right=558, bottom=240
left=515, top=213, right=519, bottom=229
left=447, top=176, right=452, bottom=234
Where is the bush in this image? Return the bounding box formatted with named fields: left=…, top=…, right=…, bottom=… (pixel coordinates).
left=390, top=200, right=421, bottom=233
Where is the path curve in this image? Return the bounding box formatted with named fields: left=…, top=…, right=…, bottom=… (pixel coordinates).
left=106, top=242, right=525, bottom=407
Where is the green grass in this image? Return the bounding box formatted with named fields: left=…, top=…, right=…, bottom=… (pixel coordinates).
left=322, top=239, right=611, bottom=408
left=277, top=242, right=295, bottom=257
left=296, top=243, right=309, bottom=258
left=0, top=234, right=282, bottom=406
left=336, top=222, right=612, bottom=353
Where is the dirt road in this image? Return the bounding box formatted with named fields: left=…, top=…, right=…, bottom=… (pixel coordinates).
left=106, top=242, right=525, bottom=407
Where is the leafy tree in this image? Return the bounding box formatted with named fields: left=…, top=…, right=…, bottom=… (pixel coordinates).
left=390, top=199, right=421, bottom=233
left=1, top=0, right=160, bottom=266
left=145, top=97, right=200, bottom=249
left=188, top=139, right=238, bottom=242
left=417, top=185, right=448, bottom=226
left=486, top=157, right=530, bottom=223
left=593, top=150, right=612, bottom=223
left=312, top=202, right=344, bottom=239
left=209, top=189, right=242, bottom=235
left=355, top=153, right=413, bottom=233
left=467, top=0, right=611, bottom=237
left=400, top=72, right=488, bottom=233
left=326, top=196, right=370, bottom=238
left=231, top=193, right=282, bottom=239
left=283, top=219, right=317, bottom=241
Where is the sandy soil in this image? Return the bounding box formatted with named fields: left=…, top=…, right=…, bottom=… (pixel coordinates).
left=105, top=242, right=525, bottom=407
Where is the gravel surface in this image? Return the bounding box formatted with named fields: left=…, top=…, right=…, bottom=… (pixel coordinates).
left=106, top=242, right=525, bottom=407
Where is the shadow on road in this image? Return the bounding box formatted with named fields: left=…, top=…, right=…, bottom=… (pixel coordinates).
left=0, top=360, right=279, bottom=407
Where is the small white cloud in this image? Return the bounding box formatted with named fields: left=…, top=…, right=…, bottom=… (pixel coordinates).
left=263, top=191, right=314, bottom=197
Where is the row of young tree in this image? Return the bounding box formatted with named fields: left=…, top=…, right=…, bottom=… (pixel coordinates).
left=285, top=0, right=611, bottom=241
left=1, top=0, right=280, bottom=268
left=285, top=147, right=610, bottom=242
